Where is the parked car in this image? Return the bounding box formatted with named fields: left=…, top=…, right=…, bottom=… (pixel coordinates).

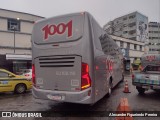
left=18, top=69, right=32, bottom=80
left=0, top=68, right=32, bottom=94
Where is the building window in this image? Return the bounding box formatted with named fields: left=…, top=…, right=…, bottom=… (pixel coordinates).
left=148, top=31, right=160, bottom=33
left=127, top=43, right=130, bottom=49
left=129, top=30, right=136, bottom=35
left=123, top=24, right=127, bottom=27
left=123, top=31, right=128, bottom=34
left=129, top=15, right=135, bottom=19
left=149, top=25, right=158, bottom=27
left=120, top=41, right=124, bottom=48
left=123, top=17, right=127, bottom=21
left=134, top=44, right=137, bottom=50
left=130, top=37, right=136, bottom=40
left=150, top=37, right=160, bottom=39
left=8, top=19, right=20, bottom=31
left=128, top=22, right=136, bottom=27
left=140, top=45, right=142, bottom=51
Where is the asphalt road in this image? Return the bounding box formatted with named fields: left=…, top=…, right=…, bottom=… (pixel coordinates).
left=0, top=73, right=160, bottom=120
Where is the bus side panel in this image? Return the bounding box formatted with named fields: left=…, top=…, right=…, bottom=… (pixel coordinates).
left=90, top=17, right=110, bottom=103
left=82, top=14, right=96, bottom=104
left=94, top=56, right=110, bottom=102
left=91, top=16, right=124, bottom=103
left=105, top=37, right=123, bottom=87
left=112, top=54, right=123, bottom=86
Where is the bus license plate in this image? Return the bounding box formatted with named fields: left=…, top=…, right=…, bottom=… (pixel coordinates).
left=47, top=94, right=63, bottom=100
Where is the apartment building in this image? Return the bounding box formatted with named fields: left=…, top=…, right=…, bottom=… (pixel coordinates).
left=148, top=22, right=160, bottom=53
left=111, top=35, right=145, bottom=63
left=103, top=11, right=150, bottom=62
left=0, top=8, right=44, bottom=73
left=104, top=11, right=149, bottom=43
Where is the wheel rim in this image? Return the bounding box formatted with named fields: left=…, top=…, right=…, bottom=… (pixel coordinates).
left=17, top=85, right=25, bottom=93
left=108, top=87, right=111, bottom=95
left=108, top=83, right=112, bottom=95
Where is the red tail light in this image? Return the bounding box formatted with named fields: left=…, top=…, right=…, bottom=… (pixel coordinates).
left=110, top=66, right=113, bottom=71
left=132, top=74, right=135, bottom=80
left=110, top=61, right=113, bottom=70
left=32, top=64, right=36, bottom=86
left=25, top=74, right=29, bottom=77
left=81, top=63, right=91, bottom=90
left=107, top=60, right=113, bottom=71
left=141, top=66, right=144, bottom=71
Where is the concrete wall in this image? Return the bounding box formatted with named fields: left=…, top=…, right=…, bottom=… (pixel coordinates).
left=21, top=21, right=33, bottom=33
left=0, top=9, right=44, bottom=55
left=0, top=32, right=31, bottom=48
left=112, top=35, right=145, bottom=63
left=0, top=18, right=7, bottom=30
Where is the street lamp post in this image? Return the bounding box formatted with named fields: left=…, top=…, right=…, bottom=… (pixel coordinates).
left=13, top=27, right=16, bottom=53
left=12, top=18, right=20, bottom=54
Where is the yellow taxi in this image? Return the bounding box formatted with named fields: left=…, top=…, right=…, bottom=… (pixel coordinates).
left=0, top=68, right=32, bottom=94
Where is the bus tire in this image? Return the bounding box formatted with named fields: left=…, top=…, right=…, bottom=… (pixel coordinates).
left=107, top=78, right=113, bottom=97
left=121, top=74, right=124, bottom=82
left=14, top=84, right=26, bottom=94
left=136, top=86, right=145, bottom=94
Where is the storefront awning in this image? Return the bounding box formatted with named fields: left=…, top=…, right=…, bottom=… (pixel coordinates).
left=6, top=54, right=32, bottom=60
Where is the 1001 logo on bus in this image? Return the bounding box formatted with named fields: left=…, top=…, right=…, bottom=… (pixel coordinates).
left=42, top=20, right=72, bottom=40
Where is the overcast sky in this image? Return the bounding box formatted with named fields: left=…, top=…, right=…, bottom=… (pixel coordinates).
left=0, top=0, right=160, bottom=26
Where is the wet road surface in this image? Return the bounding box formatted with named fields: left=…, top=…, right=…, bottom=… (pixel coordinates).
left=0, top=74, right=160, bottom=120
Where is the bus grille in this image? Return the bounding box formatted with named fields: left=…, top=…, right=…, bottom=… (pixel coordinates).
left=39, top=56, right=75, bottom=67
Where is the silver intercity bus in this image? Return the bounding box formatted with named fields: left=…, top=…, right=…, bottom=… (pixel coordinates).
left=31, top=12, right=124, bottom=104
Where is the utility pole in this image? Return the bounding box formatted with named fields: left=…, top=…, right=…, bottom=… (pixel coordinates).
left=12, top=18, right=20, bottom=54
left=13, top=27, right=15, bottom=53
